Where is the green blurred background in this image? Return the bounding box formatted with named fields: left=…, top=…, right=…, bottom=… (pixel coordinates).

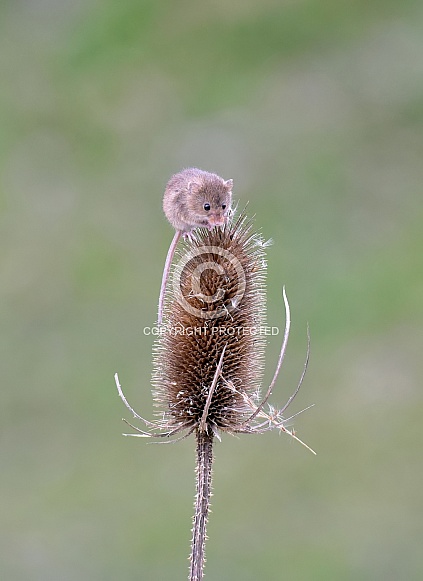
left=1, top=1, right=422, bottom=579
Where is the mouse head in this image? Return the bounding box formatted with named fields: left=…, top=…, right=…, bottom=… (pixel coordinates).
left=185, top=169, right=233, bottom=230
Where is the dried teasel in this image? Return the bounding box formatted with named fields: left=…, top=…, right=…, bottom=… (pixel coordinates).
left=115, top=211, right=314, bottom=581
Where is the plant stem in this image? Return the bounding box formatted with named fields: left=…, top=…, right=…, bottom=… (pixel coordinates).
left=189, top=430, right=214, bottom=581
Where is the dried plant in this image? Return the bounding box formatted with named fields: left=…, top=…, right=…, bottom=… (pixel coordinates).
left=115, top=212, right=314, bottom=581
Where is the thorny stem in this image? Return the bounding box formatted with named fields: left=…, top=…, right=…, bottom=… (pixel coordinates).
left=190, top=431, right=214, bottom=581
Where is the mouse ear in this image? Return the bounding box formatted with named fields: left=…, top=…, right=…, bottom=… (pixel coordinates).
left=187, top=181, right=196, bottom=193
left=224, top=179, right=233, bottom=191
left=187, top=179, right=201, bottom=194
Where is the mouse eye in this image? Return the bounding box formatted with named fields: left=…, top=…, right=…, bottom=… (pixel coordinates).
left=203, top=203, right=211, bottom=211
left=221, top=204, right=226, bottom=210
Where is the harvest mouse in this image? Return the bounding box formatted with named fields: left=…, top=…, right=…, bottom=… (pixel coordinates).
left=158, top=168, right=233, bottom=324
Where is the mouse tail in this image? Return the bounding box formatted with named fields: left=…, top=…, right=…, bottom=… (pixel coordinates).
left=158, top=230, right=182, bottom=325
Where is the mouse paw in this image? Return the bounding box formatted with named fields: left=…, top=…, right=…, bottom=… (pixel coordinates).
left=183, top=230, right=195, bottom=242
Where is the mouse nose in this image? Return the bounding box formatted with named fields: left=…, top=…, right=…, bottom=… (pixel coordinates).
left=209, top=215, right=225, bottom=227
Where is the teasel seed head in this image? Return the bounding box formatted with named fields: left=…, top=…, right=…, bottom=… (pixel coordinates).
left=152, top=213, right=268, bottom=436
